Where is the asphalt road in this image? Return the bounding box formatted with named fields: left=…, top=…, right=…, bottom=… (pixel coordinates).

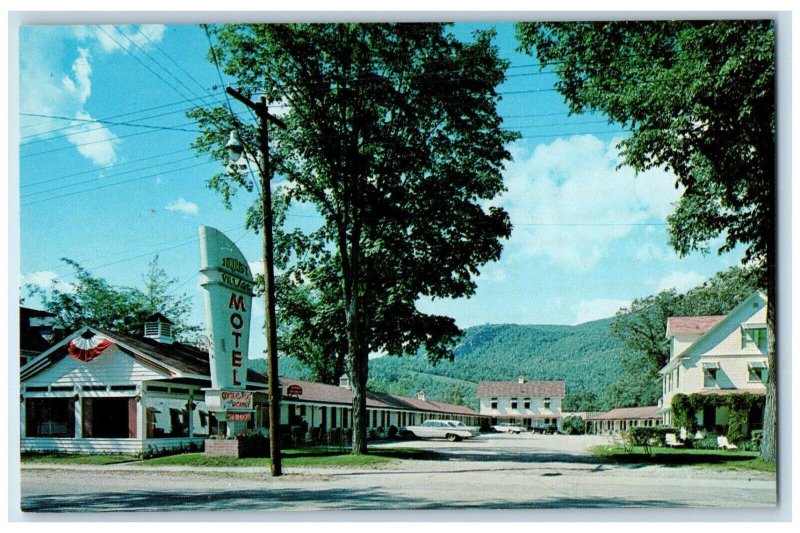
left=18, top=434, right=777, bottom=515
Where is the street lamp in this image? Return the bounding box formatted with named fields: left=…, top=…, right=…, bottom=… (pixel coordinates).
left=224, top=87, right=286, bottom=477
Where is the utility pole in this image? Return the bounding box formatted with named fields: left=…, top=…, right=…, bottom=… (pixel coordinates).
left=226, top=86, right=286, bottom=476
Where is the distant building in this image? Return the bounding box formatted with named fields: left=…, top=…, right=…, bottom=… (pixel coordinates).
left=659, top=291, right=768, bottom=432
left=477, top=376, right=565, bottom=431
left=19, top=307, right=61, bottom=367
left=587, top=406, right=661, bottom=434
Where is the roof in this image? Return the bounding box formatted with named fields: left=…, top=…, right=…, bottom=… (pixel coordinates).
left=666, top=316, right=725, bottom=337
left=278, top=377, right=480, bottom=416
left=22, top=326, right=475, bottom=416
left=145, top=313, right=175, bottom=325
left=477, top=380, right=566, bottom=399
left=590, top=406, right=661, bottom=421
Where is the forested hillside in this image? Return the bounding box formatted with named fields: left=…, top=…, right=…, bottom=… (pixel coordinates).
left=258, top=318, right=626, bottom=411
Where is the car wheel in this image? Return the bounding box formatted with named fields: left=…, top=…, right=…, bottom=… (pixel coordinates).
left=446, top=433, right=459, bottom=442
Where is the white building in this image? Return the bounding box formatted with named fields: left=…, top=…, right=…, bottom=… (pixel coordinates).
left=659, top=291, right=768, bottom=430
left=20, top=313, right=484, bottom=455
left=477, top=376, right=565, bottom=430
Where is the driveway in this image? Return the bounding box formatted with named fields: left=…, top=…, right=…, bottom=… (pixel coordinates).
left=18, top=434, right=776, bottom=514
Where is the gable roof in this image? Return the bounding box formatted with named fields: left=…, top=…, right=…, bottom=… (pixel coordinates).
left=477, top=380, right=566, bottom=399
left=20, top=326, right=267, bottom=387
left=666, top=316, right=725, bottom=338
left=660, top=290, right=768, bottom=374
left=590, top=406, right=660, bottom=421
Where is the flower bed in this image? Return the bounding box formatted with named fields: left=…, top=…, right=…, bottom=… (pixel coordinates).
left=204, top=435, right=269, bottom=458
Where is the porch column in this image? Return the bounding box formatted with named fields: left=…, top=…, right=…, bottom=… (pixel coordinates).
left=74, top=396, right=83, bottom=438
left=20, top=398, right=26, bottom=438
left=137, top=391, right=146, bottom=440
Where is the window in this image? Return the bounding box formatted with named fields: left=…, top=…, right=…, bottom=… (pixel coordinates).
left=510, top=398, right=518, bottom=409
left=742, top=326, right=767, bottom=351
left=490, top=398, right=498, bottom=409
left=703, top=367, right=718, bottom=388
left=675, top=368, right=680, bottom=389
left=82, top=397, right=136, bottom=438
left=26, top=398, right=75, bottom=437
left=523, top=399, right=531, bottom=409
left=544, top=398, right=551, bottom=409
left=748, top=363, right=768, bottom=382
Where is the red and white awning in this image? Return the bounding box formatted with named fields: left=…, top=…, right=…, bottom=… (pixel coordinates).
left=67, top=332, right=113, bottom=362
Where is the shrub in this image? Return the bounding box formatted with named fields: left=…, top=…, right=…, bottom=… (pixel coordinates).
left=561, top=416, right=585, bottom=435
left=629, top=426, right=677, bottom=447
left=693, top=435, right=720, bottom=450
left=388, top=425, right=398, bottom=438
left=751, top=430, right=763, bottom=447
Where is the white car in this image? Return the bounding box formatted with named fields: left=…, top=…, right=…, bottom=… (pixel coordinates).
left=492, top=423, right=526, bottom=434
left=403, top=419, right=480, bottom=441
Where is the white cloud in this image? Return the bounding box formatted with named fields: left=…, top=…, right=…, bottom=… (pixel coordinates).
left=649, top=271, right=707, bottom=294
left=165, top=198, right=199, bottom=215
left=20, top=25, right=165, bottom=167
left=20, top=271, right=75, bottom=293
left=500, top=135, right=681, bottom=271
left=574, top=298, right=630, bottom=324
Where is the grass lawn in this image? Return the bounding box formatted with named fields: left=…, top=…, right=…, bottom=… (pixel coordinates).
left=590, top=445, right=775, bottom=473
left=21, top=453, right=141, bottom=465
left=135, top=447, right=442, bottom=468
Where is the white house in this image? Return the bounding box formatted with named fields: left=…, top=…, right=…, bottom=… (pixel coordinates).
left=477, top=376, right=565, bottom=430
left=659, top=291, right=768, bottom=431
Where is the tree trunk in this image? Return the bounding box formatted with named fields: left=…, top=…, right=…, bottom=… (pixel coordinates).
left=760, top=273, right=777, bottom=463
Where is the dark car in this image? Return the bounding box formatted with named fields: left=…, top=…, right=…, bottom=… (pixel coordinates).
left=531, top=423, right=557, bottom=434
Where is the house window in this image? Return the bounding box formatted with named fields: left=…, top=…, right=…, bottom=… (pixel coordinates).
left=510, top=398, right=518, bottom=409
left=544, top=398, right=551, bottom=409
left=26, top=398, right=75, bottom=437
left=490, top=398, right=498, bottom=409
left=675, top=368, right=680, bottom=389
left=703, top=367, right=718, bottom=388
left=523, top=399, right=531, bottom=409
left=82, top=397, right=136, bottom=438
left=742, top=326, right=767, bottom=351
left=748, top=363, right=768, bottom=383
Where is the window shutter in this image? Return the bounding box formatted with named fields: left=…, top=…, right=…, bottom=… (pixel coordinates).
left=128, top=397, right=138, bottom=438
left=82, top=398, right=94, bottom=438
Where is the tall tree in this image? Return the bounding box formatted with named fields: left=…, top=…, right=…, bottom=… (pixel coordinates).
left=26, top=257, right=199, bottom=341
left=191, top=24, right=516, bottom=454
left=517, top=20, right=776, bottom=461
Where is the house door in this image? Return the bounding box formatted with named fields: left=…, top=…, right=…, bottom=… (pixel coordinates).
left=703, top=405, right=716, bottom=431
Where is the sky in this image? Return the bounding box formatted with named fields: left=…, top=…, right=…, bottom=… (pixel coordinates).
left=14, top=21, right=746, bottom=360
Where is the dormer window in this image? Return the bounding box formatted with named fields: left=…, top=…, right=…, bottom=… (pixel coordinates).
left=748, top=362, right=768, bottom=383
left=742, top=325, right=767, bottom=351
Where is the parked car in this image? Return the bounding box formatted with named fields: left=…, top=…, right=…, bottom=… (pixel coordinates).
left=402, top=419, right=481, bottom=441
left=531, top=423, right=557, bottom=434
left=492, top=423, right=526, bottom=434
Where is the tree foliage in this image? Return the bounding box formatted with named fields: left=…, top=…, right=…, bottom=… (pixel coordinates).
left=26, top=256, right=199, bottom=341
left=516, top=20, right=776, bottom=462
left=190, top=24, right=516, bottom=453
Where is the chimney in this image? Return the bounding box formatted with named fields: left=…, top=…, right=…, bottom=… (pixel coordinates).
left=339, top=374, right=351, bottom=389
left=143, top=313, right=175, bottom=344
left=417, top=390, right=427, bottom=401
left=518, top=375, right=525, bottom=384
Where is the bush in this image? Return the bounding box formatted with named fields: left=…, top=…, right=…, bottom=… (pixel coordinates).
left=693, top=435, right=720, bottom=450
left=737, top=439, right=760, bottom=452
left=561, top=416, right=585, bottom=435
left=388, top=425, right=398, bottom=438
left=628, top=426, right=677, bottom=447
left=751, top=430, right=763, bottom=447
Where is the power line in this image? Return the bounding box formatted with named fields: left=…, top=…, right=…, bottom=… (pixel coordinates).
left=20, top=113, right=201, bottom=134
left=21, top=153, right=201, bottom=199
left=21, top=160, right=215, bottom=206
left=95, top=25, right=197, bottom=103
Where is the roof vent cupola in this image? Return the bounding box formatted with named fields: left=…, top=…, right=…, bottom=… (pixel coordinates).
left=339, top=373, right=351, bottom=389
left=417, top=390, right=427, bottom=401
left=518, top=375, right=525, bottom=384
left=143, top=313, right=175, bottom=344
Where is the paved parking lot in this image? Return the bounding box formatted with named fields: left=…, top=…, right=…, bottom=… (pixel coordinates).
left=18, top=433, right=776, bottom=514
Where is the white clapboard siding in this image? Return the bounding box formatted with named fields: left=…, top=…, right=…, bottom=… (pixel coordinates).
left=21, top=437, right=205, bottom=456
left=24, top=345, right=167, bottom=388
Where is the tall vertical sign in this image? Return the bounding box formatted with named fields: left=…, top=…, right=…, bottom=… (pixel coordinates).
left=199, top=226, right=254, bottom=425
